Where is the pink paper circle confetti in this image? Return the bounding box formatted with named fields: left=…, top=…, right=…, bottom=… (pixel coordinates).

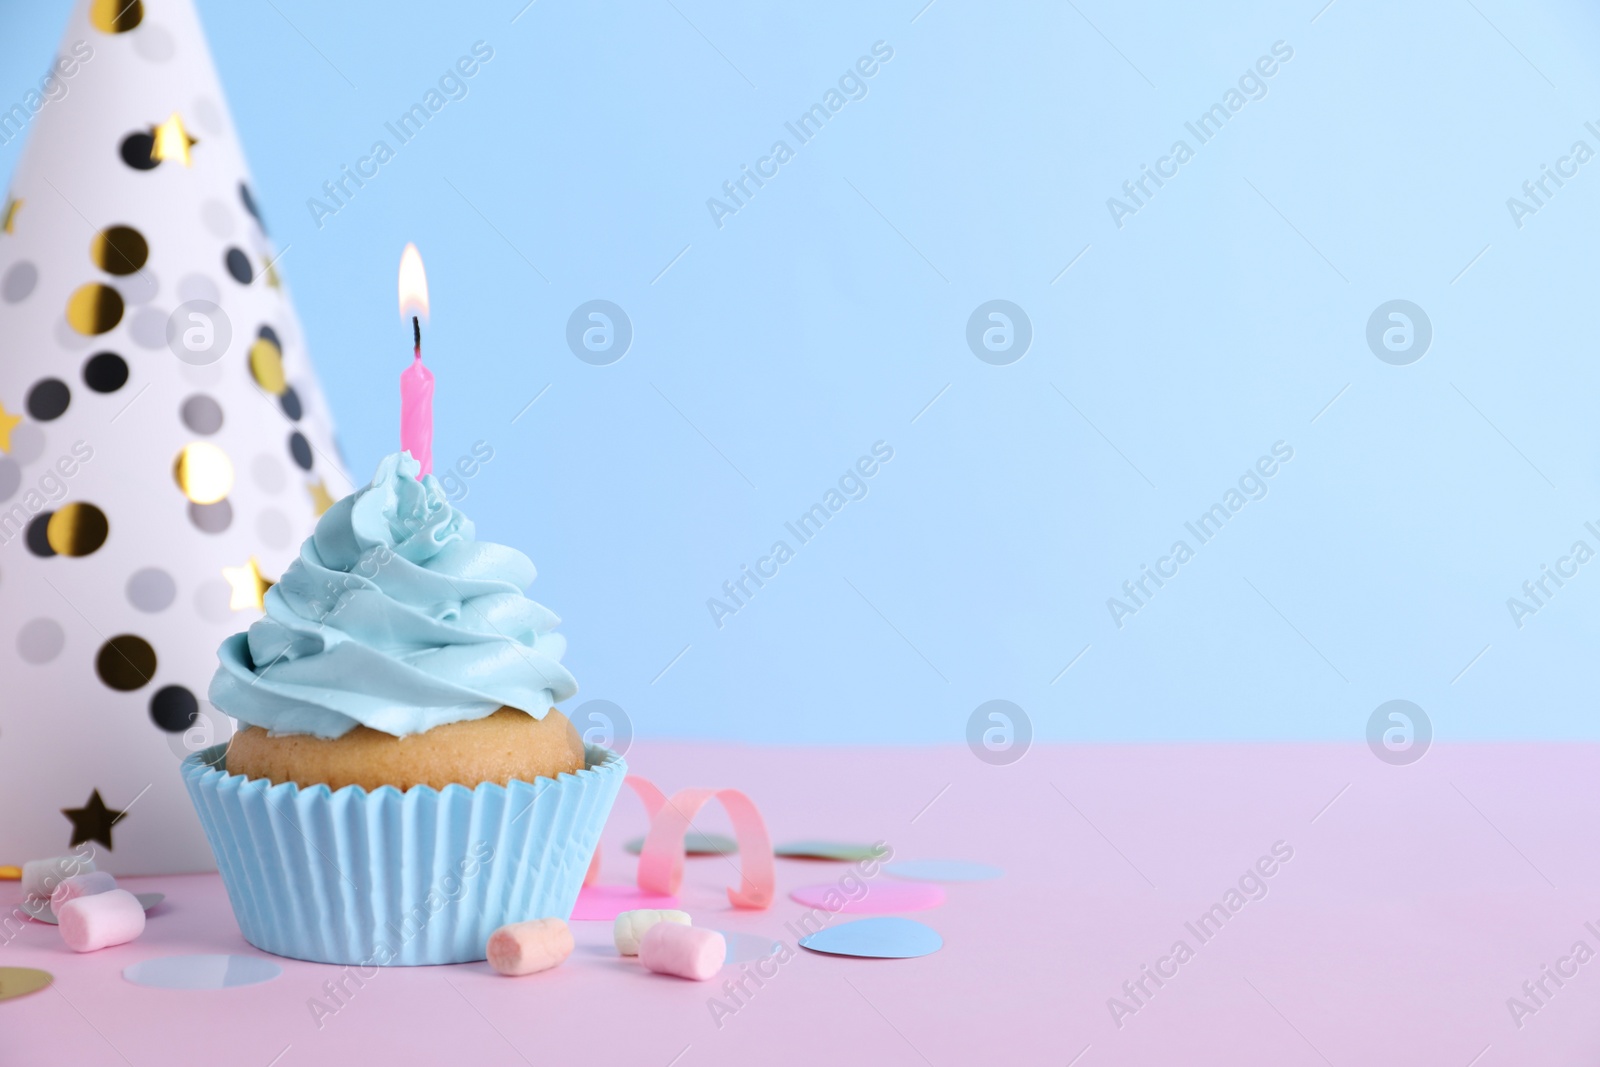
left=571, top=884, right=681, bottom=922
left=789, top=881, right=945, bottom=914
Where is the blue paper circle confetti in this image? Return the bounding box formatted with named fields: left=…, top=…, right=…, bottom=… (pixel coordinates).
left=884, top=859, right=1004, bottom=883
left=799, top=917, right=943, bottom=960
left=123, top=953, right=281, bottom=989
left=716, top=930, right=786, bottom=965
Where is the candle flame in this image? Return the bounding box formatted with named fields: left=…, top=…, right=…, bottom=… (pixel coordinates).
left=398, top=243, right=429, bottom=322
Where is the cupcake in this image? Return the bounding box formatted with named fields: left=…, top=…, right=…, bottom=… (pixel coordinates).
left=182, top=452, right=624, bottom=966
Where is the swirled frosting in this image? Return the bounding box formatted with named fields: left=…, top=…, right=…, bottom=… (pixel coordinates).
left=209, top=452, right=577, bottom=738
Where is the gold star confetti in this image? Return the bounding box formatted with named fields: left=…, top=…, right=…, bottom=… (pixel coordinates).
left=151, top=113, right=198, bottom=167
left=264, top=260, right=282, bottom=290
left=307, top=479, right=335, bottom=516
left=1, top=197, right=20, bottom=235
left=0, top=403, right=21, bottom=454
left=222, top=556, right=273, bottom=611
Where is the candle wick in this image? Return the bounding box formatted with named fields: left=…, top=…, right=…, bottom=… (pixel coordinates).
left=412, top=315, right=421, bottom=354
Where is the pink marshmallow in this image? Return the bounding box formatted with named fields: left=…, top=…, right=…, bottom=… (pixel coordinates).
left=51, top=871, right=117, bottom=916
left=640, top=922, right=726, bottom=981
left=487, top=918, right=573, bottom=976
left=58, top=888, right=145, bottom=953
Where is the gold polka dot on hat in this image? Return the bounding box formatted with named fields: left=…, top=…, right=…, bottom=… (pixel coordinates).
left=96, top=636, right=157, bottom=692
left=65, top=283, right=124, bottom=335
left=248, top=337, right=286, bottom=394
left=46, top=503, right=109, bottom=557
left=173, top=442, right=234, bottom=505
left=89, top=0, right=142, bottom=33
left=90, top=225, right=149, bottom=275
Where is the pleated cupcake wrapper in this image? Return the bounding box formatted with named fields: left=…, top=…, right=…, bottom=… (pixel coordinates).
left=181, top=742, right=625, bottom=966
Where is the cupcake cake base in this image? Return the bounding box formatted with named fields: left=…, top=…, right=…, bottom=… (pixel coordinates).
left=225, top=707, right=587, bottom=792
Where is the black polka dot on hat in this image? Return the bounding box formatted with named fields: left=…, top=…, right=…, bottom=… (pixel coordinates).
left=149, top=685, right=199, bottom=733
left=96, top=634, right=157, bottom=691
left=258, top=324, right=281, bottom=349
left=240, top=181, right=264, bottom=228
left=26, top=378, right=70, bottom=421
left=25, top=513, right=55, bottom=557
left=83, top=352, right=129, bottom=393
left=289, top=431, right=313, bottom=470
left=120, top=131, right=158, bottom=170
left=224, top=247, right=252, bottom=284
left=279, top=385, right=302, bottom=421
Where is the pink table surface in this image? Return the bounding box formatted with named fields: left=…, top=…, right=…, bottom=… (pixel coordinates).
left=3, top=740, right=1598, bottom=1066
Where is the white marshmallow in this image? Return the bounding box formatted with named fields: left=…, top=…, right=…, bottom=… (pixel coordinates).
left=51, top=871, right=118, bottom=916
left=614, top=909, right=691, bottom=956
left=21, top=855, right=97, bottom=900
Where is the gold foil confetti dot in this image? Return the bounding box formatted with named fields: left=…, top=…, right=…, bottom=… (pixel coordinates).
left=0, top=968, right=53, bottom=1003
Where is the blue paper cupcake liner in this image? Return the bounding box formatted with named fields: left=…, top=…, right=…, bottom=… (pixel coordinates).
left=181, top=742, right=625, bottom=966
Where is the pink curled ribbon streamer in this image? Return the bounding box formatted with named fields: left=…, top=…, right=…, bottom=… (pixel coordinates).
left=584, top=775, right=774, bottom=910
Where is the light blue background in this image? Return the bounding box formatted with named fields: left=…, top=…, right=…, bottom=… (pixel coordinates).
left=3, top=0, right=1597, bottom=745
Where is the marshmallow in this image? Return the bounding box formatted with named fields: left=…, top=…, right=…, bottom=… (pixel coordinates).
left=640, top=922, right=725, bottom=981
left=21, top=855, right=96, bottom=900
left=58, top=888, right=145, bottom=952
left=51, top=871, right=118, bottom=916
left=487, top=918, right=574, bottom=976
left=613, top=909, right=691, bottom=956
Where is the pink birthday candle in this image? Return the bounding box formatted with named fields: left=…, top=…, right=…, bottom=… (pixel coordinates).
left=397, top=243, right=433, bottom=477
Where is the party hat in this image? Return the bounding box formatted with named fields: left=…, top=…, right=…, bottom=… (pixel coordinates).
left=0, top=0, right=344, bottom=873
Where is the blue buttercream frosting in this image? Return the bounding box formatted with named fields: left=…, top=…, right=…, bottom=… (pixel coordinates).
left=209, top=452, right=577, bottom=738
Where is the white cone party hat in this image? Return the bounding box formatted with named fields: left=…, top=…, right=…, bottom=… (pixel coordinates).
left=0, top=0, right=344, bottom=873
